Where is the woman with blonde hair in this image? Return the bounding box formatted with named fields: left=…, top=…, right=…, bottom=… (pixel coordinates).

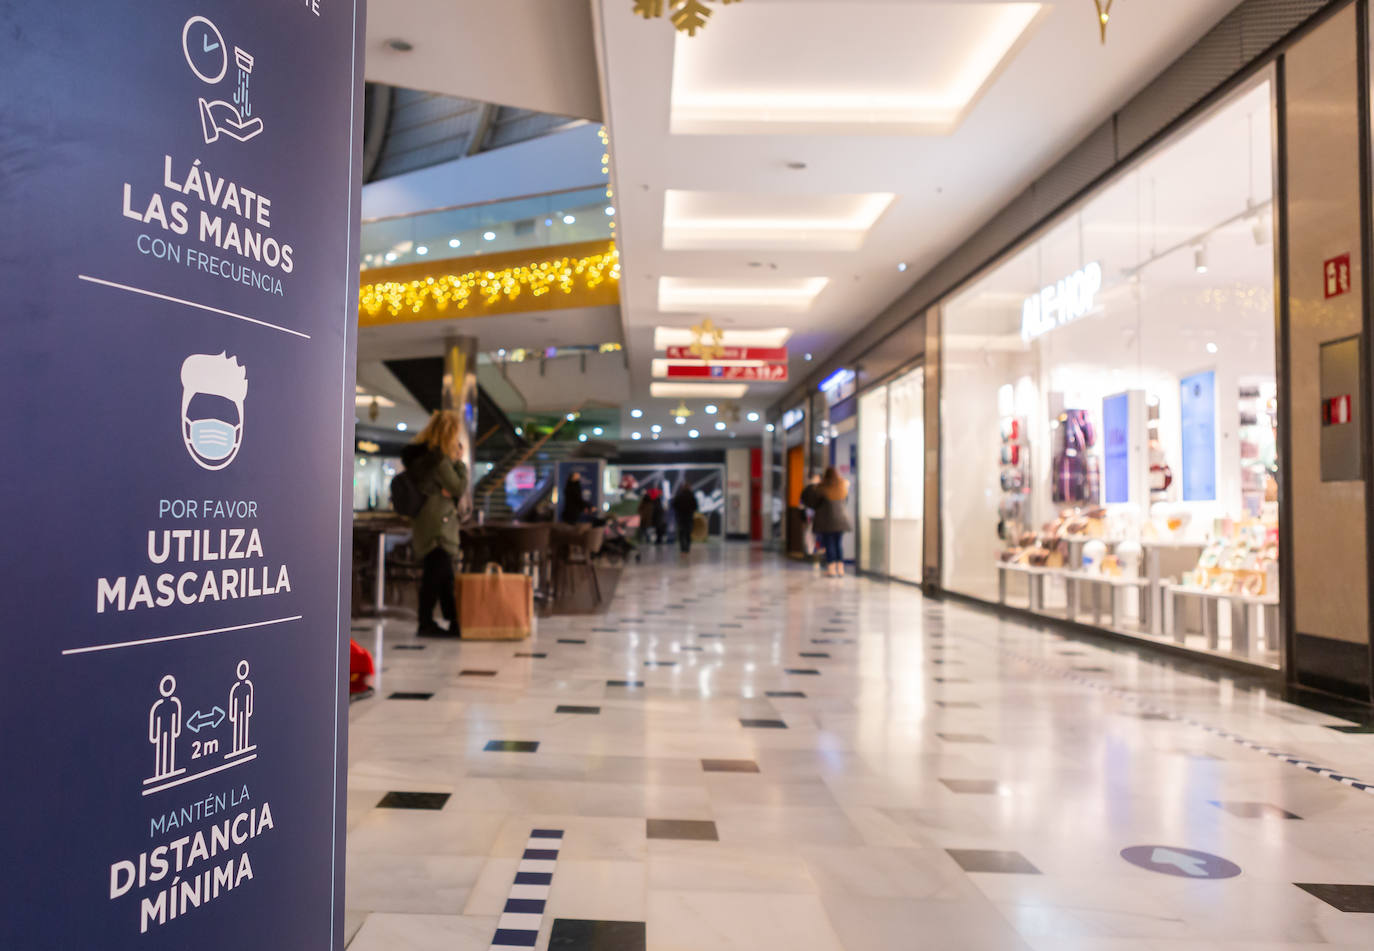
left=813, top=466, right=852, bottom=577
left=399, top=410, right=469, bottom=636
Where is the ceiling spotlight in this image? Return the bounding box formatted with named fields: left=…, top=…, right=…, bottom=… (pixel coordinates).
left=578, top=433, right=588, bottom=442
left=704, top=404, right=718, bottom=415
left=515, top=427, right=523, bottom=436
left=630, top=408, right=643, bottom=418
left=747, top=412, right=760, bottom=422
left=387, top=38, right=414, bottom=52
left=384, top=252, right=397, bottom=262
left=715, top=421, right=726, bottom=431
left=804, top=353, right=813, bottom=361
left=1206, top=342, right=1219, bottom=355
left=765, top=423, right=775, bottom=432
left=689, top=429, right=700, bottom=438
left=483, top=231, right=496, bottom=241
left=448, top=237, right=461, bottom=248
left=675, top=416, right=686, bottom=425
left=593, top=427, right=604, bottom=436
left=651, top=424, right=662, bottom=434
left=563, top=215, right=576, bottom=225
left=632, top=432, right=642, bottom=440
left=395, top=422, right=408, bottom=432
left=897, top=262, right=907, bottom=272
left=1194, top=246, right=1208, bottom=274
left=415, top=245, right=428, bottom=256
left=605, top=206, right=615, bottom=216
left=544, top=218, right=553, bottom=227
left=566, top=413, right=577, bottom=421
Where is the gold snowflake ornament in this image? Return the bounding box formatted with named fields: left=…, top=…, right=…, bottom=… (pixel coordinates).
left=633, top=0, right=738, bottom=37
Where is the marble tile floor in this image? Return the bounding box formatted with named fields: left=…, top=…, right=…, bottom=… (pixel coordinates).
left=345, top=545, right=1374, bottom=950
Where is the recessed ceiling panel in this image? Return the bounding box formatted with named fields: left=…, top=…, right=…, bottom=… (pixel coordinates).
left=658, top=276, right=829, bottom=312
left=663, top=190, right=895, bottom=250
left=650, top=382, right=751, bottom=398
left=669, top=2, right=1043, bottom=135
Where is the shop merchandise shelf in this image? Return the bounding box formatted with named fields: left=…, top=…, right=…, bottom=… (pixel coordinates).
left=1162, top=583, right=1279, bottom=659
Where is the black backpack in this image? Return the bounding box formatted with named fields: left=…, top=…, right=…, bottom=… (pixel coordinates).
left=390, top=468, right=425, bottom=518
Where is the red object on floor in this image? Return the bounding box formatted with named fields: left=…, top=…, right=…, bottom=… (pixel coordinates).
left=349, top=639, right=375, bottom=694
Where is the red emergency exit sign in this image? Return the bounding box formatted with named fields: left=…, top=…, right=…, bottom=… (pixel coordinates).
left=1325, top=253, right=1352, bottom=299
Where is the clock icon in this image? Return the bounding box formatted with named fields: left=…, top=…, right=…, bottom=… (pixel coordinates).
left=182, top=16, right=227, bottom=85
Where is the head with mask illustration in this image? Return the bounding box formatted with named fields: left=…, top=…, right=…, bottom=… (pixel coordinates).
left=181, top=352, right=248, bottom=470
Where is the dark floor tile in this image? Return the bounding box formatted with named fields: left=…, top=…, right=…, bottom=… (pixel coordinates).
left=935, top=701, right=981, bottom=709
left=740, top=718, right=788, bottom=729
left=680, top=646, right=704, bottom=652
left=1210, top=801, right=1302, bottom=819
left=607, top=680, right=646, bottom=688
left=931, top=660, right=963, bottom=666
left=388, top=691, right=433, bottom=701
left=485, top=740, right=540, bottom=753
left=810, top=638, right=835, bottom=644
left=645, top=660, right=677, bottom=667
left=1327, top=724, right=1374, bottom=734
left=719, top=623, right=742, bottom=629
left=548, top=918, right=647, bottom=951
left=515, top=652, right=548, bottom=658
left=938, top=733, right=992, bottom=744
left=766, top=691, right=806, bottom=698
left=392, top=644, right=426, bottom=651
left=460, top=669, right=497, bottom=677
left=647, top=818, right=719, bottom=841
left=558, top=638, right=587, bottom=645
left=933, top=678, right=972, bottom=684
left=377, top=791, right=451, bottom=810
left=593, top=628, right=618, bottom=632
left=800, top=652, right=831, bottom=659
left=1073, top=666, right=1111, bottom=673
left=1294, top=883, right=1374, bottom=912
left=946, top=849, right=1041, bottom=874
left=940, top=779, right=1002, bottom=794
left=1058, top=650, right=1086, bottom=656
left=557, top=705, right=602, bottom=715
left=702, top=759, right=760, bottom=773
left=821, top=628, right=845, bottom=633
left=785, top=668, right=821, bottom=675
left=1135, top=712, right=1174, bottom=721
left=698, top=633, right=725, bottom=639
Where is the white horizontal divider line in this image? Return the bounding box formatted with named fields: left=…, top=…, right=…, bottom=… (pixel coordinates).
left=142, top=753, right=257, bottom=796
left=77, top=275, right=311, bottom=339
left=62, top=615, right=303, bottom=656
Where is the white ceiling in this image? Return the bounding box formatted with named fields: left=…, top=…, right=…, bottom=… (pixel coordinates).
left=366, top=0, right=603, bottom=120
left=592, top=0, right=1248, bottom=435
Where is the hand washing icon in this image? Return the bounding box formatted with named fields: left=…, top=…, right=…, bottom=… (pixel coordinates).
left=182, top=16, right=264, bottom=145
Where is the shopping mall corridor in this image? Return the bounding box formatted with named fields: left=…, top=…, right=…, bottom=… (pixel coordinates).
left=344, top=548, right=1374, bottom=951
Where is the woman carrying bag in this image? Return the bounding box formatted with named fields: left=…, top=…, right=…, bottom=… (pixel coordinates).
left=813, top=467, right=853, bottom=578
left=399, top=410, right=469, bottom=636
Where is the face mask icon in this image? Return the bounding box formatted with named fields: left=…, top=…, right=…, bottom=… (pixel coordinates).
left=181, top=352, right=248, bottom=471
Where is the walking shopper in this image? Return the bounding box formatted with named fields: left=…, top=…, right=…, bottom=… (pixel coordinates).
left=671, top=482, right=699, bottom=554
left=813, top=466, right=852, bottom=577
left=561, top=470, right=588, bottom=524
left=399, top=410, right=469, bottom=636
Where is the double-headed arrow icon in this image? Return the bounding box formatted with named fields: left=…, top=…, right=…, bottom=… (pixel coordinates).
left=186, top=706, right=226, bottom=733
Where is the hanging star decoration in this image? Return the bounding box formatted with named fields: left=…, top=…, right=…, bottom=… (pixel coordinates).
left=688, top=318, right=726, bottom=361
left=673, top=401, right=694, bottom=419
left=1093, top=0, right=1114, bottom=44
left=633, top=0, right=740, bottom=38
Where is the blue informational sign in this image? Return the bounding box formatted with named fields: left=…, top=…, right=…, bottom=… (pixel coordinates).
left=1102, top=393, right=1130, bottom=505
left=0, top=4, right=363, bottom=948
left=558, top=460, right=604, bottom=521
left=1180, top=371, right=1218, bottom=501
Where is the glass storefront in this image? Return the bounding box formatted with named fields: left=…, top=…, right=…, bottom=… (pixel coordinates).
left=855, top=365, right=924, bottom=582
left=941, top=75, right=1281, bottom=667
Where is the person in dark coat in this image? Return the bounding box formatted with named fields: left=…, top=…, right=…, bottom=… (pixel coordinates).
left=561, top=471, right=588, bottom=524
left=400, top=410, right=469, bottom=636
left=813, top=467, right=853, bottom=577
left=671, top=482, right=699, bottom=554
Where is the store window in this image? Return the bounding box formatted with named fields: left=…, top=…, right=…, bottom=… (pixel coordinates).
left=941, top=76, right=1280, bottom=667
left=888, top=368, right=925, bottom=583
left=858, top=386, right=888, bottom=574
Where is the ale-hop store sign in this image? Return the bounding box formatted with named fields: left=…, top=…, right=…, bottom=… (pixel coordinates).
left=1021, top=262, right=1103, bottom=342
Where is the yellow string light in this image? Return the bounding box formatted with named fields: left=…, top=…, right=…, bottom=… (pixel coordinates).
left=359, top=246, right=621, bottom=319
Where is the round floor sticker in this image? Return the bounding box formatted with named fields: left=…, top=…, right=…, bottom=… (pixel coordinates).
left=1120, top=845, right=1242, bottom=879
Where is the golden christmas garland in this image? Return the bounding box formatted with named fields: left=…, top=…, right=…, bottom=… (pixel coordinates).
left=359, top=247, right=620, bottom=318
left=632, top=0, right=740, bottom=38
